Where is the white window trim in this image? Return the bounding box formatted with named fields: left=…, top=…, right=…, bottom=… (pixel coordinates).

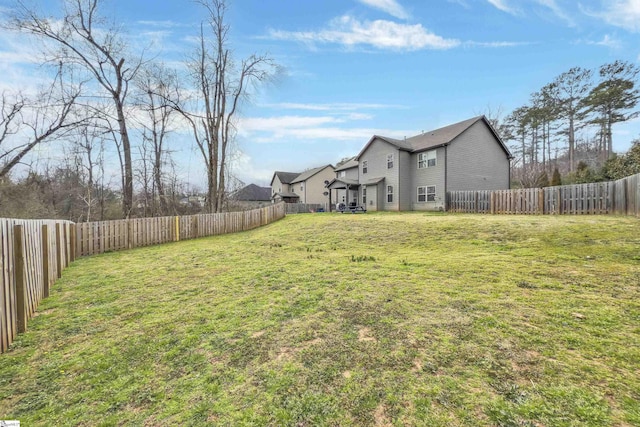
left=387, top=153, right=394, bottom=169
left=387, top=185, right=393, bottom=203
left=362, top=160, right=368, bottom=174
left=418, top=185, right=437, bottom=202
left=418, top=150, right=437, bottom=168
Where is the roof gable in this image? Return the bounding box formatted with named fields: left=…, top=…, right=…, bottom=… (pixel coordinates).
left=291, top=164, right=334, bottom=183
left=335, top=157, right=359, bottom=171
left=270, top=171, right=300, bottom=186
left=356, top=116, right=512, bottom=160
left=356, top=135, right=412, bottom=160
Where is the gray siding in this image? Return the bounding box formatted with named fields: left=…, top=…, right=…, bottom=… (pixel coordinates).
left=446, top=121, right=510, bottom=191
left=360, top=138, right=400, bottom=211
left=299, top=166, right=335, bottom=204
left=271, top=175, right=287, bottom=196
left=410, top=147, right=446, bottom=211
left=398, top=151, right=412, bottom=211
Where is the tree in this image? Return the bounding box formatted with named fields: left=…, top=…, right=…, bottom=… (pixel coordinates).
left=11, top=0, right=143, bottom=218
left=601, top=139, right=640, bottom=180
left=134, top=64, right=178, bottom=216
left=550, top=167, right=562, bottom=186
left=553, top=67, right=592, bottom=172
left=0, top=71, right=82, bottom=178
left=177, top=0, right=277, bottom=213
left=581, top=60, right=640, bottom=160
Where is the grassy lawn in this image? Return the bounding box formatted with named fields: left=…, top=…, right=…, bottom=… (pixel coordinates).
left=1, top=213, right=639, bottom=426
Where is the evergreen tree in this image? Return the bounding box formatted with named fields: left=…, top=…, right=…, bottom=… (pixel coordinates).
left=581, top=61, right=640, bottom=160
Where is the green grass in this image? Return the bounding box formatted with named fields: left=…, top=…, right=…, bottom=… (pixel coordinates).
left=1, top=213, right=639, bottom=426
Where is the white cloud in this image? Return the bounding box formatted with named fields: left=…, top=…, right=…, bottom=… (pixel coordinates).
left=585, top=0, right=640, bottom=32
left=486, top=0, right=517, bottom=14
left=261, top=102, right=406, bottom=111
left=356, top=0, right=410, bottom=20
left=534, top=0, right=575, bottom=26
left=448, top=0, right=471, bottom=8
left=586, top=34, right=622, bottom=49
left=267, top=15, right=460, bottom=51
left=465, top=40, right=533, bottom=48
left=236, top=114, right=414, bottom=144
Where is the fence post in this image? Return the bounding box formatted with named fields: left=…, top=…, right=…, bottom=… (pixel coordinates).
left=191, top=216, right=198, bottom=239
left=55, top=223, right=62, bottom=279
left=42, top=224, right=50, bottom=298
left=538, top=189, right=544, bottom=214
left=13, top=225, right=27, bottom=333
left=174, top=216, right=180, bottom=242
left=490, top=192, right=495, bottom=215
left=70, top=224, right=76, bottom=262
left=127, top=220, right=133, bottom=249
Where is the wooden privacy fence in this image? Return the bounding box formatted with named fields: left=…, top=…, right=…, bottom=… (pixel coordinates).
left=284, top=203, right=329, bottom=214
left=1, top=219, right=73, bottom=353
left=75, top=203, right=284, bottom=257
left=0, top=203, right=285, bottom=353
left=447, top=173, right=640, bottom=216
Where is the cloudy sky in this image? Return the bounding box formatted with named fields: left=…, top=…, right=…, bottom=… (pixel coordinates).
left=1, top=0, right=639, bottom=187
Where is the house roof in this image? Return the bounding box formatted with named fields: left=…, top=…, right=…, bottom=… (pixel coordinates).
left=356, top=116, right=512, bottom=159
left=272, top=191, right=299, bottom=199
left=232, top=184, right=271, bottom=202
left=270, top=171, right=300, bottom=186
left=365, top=177, right=386, bottom=184
left=291, top=164, right=334, bottom=184
left=335, top=157, right=359, bottom=171
left=326, top=178, right=359, bottom=189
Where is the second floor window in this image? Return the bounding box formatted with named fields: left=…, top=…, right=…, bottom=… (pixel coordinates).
left=387, top=153, right=394, bottom=169
left=340, top=171, right=346, bottom=178
left=362, top=160, right=368, bottom=174
left=418, top=150, right=437, bottom=168
left=387, top=185, right=393, bottom=203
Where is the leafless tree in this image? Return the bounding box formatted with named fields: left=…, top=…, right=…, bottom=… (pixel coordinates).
left=175, top=0, right=277, bottom=213
left=0, top=70, right=82, bottom=178
left=134, top=64, right=178, bottom=216
left=11, top=0, right=144, bottom=218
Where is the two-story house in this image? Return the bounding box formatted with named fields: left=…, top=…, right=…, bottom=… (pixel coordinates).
left=330, top=116, right=512, bottom=211
left=270, top=171, right=300, bottom=203
left=270, top=165, right=337, bottom=205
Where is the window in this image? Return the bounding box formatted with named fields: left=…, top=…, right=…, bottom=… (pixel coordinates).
left=362, top=160, right=368, bottom=174
left=418, top=186, right=436, bottom=202
left=417, top=186, right=426, bottom=202
left=300, top=184, right=304, bottom=191
left=362, top=187, right=367, bottom=204
left=387, top=153, right=394, bottom=169
left=418, top=150, right=437, bottom=168
left=340, top=171, right=346, bottom=178
left=387, top=185, right=393, bottom=203
left=427, top=186, right=436, bottom=201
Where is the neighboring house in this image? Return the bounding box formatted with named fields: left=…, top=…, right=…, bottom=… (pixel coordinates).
left=270, top=171, right=300, bottom=203
left=229, top=183, right=272, bottom=210
left=328, top=116, right=512, bottom=211
left=270, top=165, right=337, bottom=205
left=290, top=164, right=336, bottom=205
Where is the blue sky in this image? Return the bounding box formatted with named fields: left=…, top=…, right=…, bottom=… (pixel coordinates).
left=1, top=0, right=640, bottom=188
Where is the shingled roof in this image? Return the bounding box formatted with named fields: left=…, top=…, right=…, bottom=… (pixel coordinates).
left=270, top=171, right=300, bottom=186
left=232, top=184, right=271, bottom=201
left=291, top=164, right=333, bottom=183
left=357, top=116, right=511, bottom=159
